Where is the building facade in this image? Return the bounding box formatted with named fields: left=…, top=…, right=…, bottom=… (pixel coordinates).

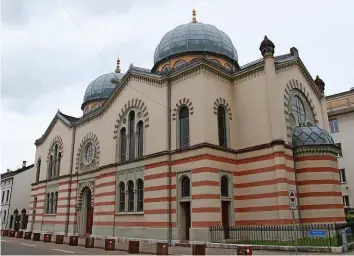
left=326, top=88, right=354, bottom=215
left=1, top=161, right=35, bottom=230
left=28, top=11, right=345, bottom=242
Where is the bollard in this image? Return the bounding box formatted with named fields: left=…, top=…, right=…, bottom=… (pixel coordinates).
left=16, top=231, right=24, bottom=238
left=192, top=244, right=206, bottom=255
left=24, top=231, right=32, bottom=240
left=55, top=235, right=64, bottom=244
left=3, top=230, right=9, bottom=236
left=237, top=245, right=252, bottom=255
left=128, top=240, right=140, bottom=254
left=105, top=239, right=115, bottom=251
left=69, top=236, right=78, bottom=246
left=43, top=234, right=52, bottom=242
left=32, top=232, right=40, bottom=241
left=85, top=237, right=95, bottom=248
left=9, top=231, right=16, bottom=237
left=156, top=242, right=169, bottom=255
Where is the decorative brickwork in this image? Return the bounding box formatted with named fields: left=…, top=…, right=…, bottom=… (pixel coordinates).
left=46, top=135, right=64, bottom=163
left=213, top=97, right=232, bottom=120
left=113, top=98, right=149, bottom=139
left=172, top=98, right=194, bottom=121
left=75, top=132, right=100, bottom=172
left=77, top=182, right=94, bottom=208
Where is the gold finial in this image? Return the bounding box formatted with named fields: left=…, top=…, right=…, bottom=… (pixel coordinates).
left=192, top=8, right=197, bottom=23
left=115, top=56, right=121, bottom=73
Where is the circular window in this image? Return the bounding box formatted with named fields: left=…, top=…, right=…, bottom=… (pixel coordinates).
left=84, top=143, right=95, bottom=164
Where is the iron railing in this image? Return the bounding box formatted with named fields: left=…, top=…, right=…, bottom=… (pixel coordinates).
left=209, top=223, right=352, bottom=247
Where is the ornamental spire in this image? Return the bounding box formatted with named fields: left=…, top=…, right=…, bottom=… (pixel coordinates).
left=192, top=8, right=197, bottom=23
left=115, top=56, right=121, bottom=73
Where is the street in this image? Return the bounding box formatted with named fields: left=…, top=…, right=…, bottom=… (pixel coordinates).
left=0, top=237, right=131, bottom=255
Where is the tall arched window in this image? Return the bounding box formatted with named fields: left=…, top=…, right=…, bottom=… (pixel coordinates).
left=119, top=182, right=125, bottom=212
left=57, top=152, right=61, bottom=177
left=136, top=179, right=144, bottom=212
left=54, top=191, right=58, bottom=213
left=221, top=176, right=229, bottom=197
left=129, top=111, right=135, bottom=160
left=291, top=95, right=306, bottom=124
left=179, top=106, right=190, bottom=149
left=50, top=192, right=54, bottom=214
left=53, top=145, right=58, bottom=178
left=120, top=128, right=127, bottom=162
left=181, top=176, right=190, bottom=198
left=137, top=121, right=144, bottom=158
left=48, top=156, right=53, bottom=179
left=127, top=181, right=134, bottom=212
left=36, top=158, right=41, bottom=182
left=46, top=193, right=50, bottom=214
left=217, top=106, right=227, bottom=147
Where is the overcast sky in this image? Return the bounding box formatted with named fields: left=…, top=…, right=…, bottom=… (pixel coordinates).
left=1, top=0, right=353, bottom=171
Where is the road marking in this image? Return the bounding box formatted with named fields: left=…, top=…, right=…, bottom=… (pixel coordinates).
left=52, top=248, right=74, bottom=254
left=21, top=243, right=36, bottom=247
left=1, top=240, right=9, bottom=242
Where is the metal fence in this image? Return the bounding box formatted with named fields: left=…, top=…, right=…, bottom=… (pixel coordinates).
left=209, top=223, right=354, bottom=247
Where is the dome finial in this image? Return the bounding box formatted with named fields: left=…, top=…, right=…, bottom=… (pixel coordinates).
left=192, top=4, right=197, bottom=23
left=115, top=55, right=121, bottom=73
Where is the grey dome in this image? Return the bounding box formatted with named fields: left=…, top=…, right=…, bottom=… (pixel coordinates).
left=83, top=72, right=124, bottom=106
left=292, top=126, right=335, bottom=147
left=154, top=22, right=238, bottom=65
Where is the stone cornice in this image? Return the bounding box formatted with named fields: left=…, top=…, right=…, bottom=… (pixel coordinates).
left=292, top=144, right=340, bottom=157
left=276, top=58, right=323, bottom=100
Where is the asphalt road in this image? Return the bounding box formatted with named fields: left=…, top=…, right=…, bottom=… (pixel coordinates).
left=0, top=237, right=131, bottom=255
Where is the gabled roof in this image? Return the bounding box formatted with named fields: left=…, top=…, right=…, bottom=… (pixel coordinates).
left=35, top=49, right=321, bottom=145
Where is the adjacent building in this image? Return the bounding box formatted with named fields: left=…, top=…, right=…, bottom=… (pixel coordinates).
left=326, top=88, right=354, bottom=215
left=28, top=10, right=345, bottom=242
left=1, top=161, right=35, bottom=230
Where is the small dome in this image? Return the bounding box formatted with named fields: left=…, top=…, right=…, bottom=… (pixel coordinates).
left=82, top=72, right=124, bottom=107
left=292, top=125, right=335, bottom=147
left=154, top=22, right=238, bottom=65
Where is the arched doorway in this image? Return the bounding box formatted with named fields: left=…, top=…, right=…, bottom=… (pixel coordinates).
left=77, top=187, right=94, bottom=235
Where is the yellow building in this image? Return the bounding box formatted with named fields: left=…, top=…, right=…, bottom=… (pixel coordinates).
left=28, top=11, right=345, bottom=242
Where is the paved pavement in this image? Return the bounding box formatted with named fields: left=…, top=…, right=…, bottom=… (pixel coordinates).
left=0, top=237, right=130, bottom=255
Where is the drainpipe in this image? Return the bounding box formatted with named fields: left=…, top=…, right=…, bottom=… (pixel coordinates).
left=167, top=78, right=172, bottom=245
left=65, top=126, right=76, bottom=235
left=293, top=152, right=302, bottom=224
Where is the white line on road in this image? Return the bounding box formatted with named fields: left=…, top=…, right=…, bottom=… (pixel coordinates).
left=20, top=243, right=36, bottom=247
left=1, top=240, right=9, bottom=242
left=52, top=248, right=74, bottom=254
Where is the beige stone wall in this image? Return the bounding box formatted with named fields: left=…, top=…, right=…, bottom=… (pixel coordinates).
left=35, top=119, right=74, bottom=181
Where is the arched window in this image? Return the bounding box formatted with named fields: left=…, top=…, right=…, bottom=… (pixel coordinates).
left=217, top=106, right=227, bottom=147
left=119, top=182, right=125, bottom=212
left=84, top=143, right=95, bottom=164
left=210, top=59, right=221, bottom=66
left=84, top=106, right=90, bottom=114
left=120, top=128, right=127, bottom=162
left=48, top=156, right=53, bottom=179
left=53, top=145, right=58, bottom=178
left=46, top=193, right=50, bottom=214
left=179, top=106, right=190, bottom=149
left=57, top=152, right=61, bottom=177
left=127, top=181, right=134, bottom=212
left=291, top=95, right=306, bottom=124
left=137, top=121, right=144, bottom=158
left=50, top=192, right=54, bottom=214
left=91, top=104, right=99, bottom=111
left=36, top=158, right=41, bottom=182
left=54, top=192, right=58, bottom=213
left=161, top=64, right=170, bottom=73
left=136, top=179, right=144, bottom=212
left=129, top=111, right=135, bottom=160
left=221, top=176, right=229, bottom=197
left=224, top=63, right=232, bottom=71
left=181, top=176, right=190, bottom=198
left=174, top=59, right=187, bottom=69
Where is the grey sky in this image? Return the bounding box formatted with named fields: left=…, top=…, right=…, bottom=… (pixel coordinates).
left=1, top=0, right=353, bottom=171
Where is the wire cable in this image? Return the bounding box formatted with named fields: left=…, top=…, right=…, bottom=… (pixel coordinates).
left=59, top=0, right=169, bottom=110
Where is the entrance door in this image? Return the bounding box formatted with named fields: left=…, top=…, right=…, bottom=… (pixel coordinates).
left=222, top=201, right=230, bottom=239
left=185, top=202, right=191, bottom=240
left=86, top=207, right=93, bottom=234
